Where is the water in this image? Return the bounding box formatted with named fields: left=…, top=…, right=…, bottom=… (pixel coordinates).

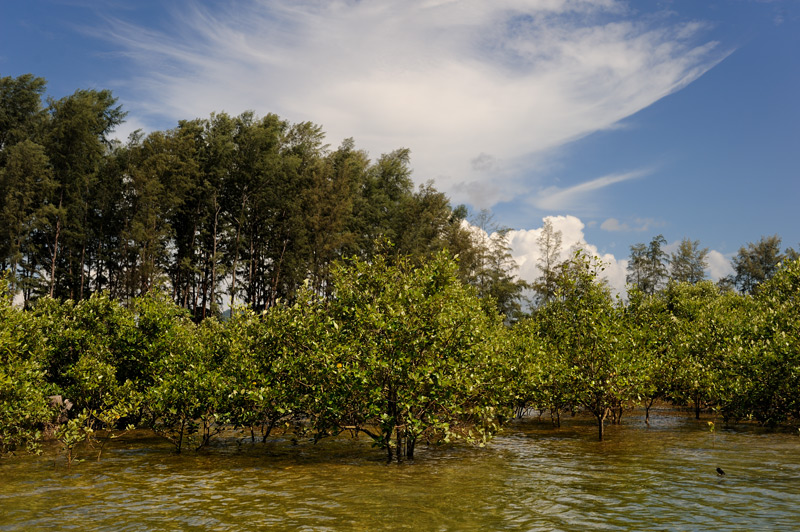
left=2, top=409, right=799, bottom=531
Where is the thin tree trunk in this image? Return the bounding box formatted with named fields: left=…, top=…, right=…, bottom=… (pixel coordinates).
left=270, top=239, right=288, bottom=309
left=247, top=234, right=255, bottom=306
left=597, top=408, right=608, bottom=441
left=645, top=397, right=656, bottom=426
left=95, top=237, right=103, bottom=293
left=49, top=208, right=62, bottom=297
left=47, top=189, right=66, bottom=297
left=208, top=198, right=221, bottom=318
left=201, top=250, right=209, bottom=320
left=230, top=220, right=241, bottom=313
left=230, top=195, right=246, bottom=313
left=79, top=240, right=87, bottom=299
left=184, top=214, right=199, bottom=310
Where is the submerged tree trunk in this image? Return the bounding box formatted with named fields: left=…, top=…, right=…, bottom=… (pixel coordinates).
left=596, top=408, right=609, bottom=441
left=645, top=397, right=656, bottom=426
left=551, top=407, right=561, bottom=428
left=613, top=404, right=624, bottom=425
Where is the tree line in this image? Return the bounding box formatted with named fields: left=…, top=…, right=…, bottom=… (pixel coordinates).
left=2, top=252, right=799, bottom=461
left=4, top=73, right=796, bottom=315
left=0, top=73, right=526, bottom=319
left=625, top=233, right=798, bottom=296
left=3, top=72, right=799, bottom=461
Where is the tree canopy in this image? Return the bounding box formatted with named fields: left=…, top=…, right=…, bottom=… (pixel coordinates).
left=0, top=74, right=525, bottom=319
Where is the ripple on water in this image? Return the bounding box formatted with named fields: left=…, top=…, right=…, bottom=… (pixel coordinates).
left=2, top=415, right=800, bottom=531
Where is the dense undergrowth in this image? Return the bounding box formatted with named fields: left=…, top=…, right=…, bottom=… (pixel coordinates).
left=2, top=253, right=798, bottom=462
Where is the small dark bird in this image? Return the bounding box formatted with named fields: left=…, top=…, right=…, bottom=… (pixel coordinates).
left=716, top=467, right=726, bottom=476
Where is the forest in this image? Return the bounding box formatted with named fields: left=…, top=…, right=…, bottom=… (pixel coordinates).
left=0, top=74, right=525, bottom=319
left=2, top=74, right=799, bottom=461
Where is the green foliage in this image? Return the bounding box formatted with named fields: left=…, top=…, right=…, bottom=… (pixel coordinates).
left=143, top=314, right=225, bottom=453
left=508, top=317, right=571, bottom=425
left=644, top=281, right=740, bottom=419
left=55, top=408, right=93, bottom=468
left=730, top=235, right=786, bottom=294
left=0, top=276, right=52, bottom=456
left=670, top=238, right=709, bottom=284
left=531, top=218, right=563, bottom=307
left=5, top=71, right=800, bottom=458
left=0, top=74, right=48, bottom=152
left=464, top=211, right=529, bottom=320
left=627, top=235, right=668, bottom=295
left=720, top=258, right=800, bottom=424
left=534, top=251, right=641, bottom=440
left=623, top=285, right=685, bottom=423
left=219, top=304, right=309, bottom=443
left=2, top=74, right=521, bottom=319
left=293, top=251, right=509, bottom=460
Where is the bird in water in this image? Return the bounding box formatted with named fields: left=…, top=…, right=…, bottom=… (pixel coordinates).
left=716, top=467, right=726, bottom=476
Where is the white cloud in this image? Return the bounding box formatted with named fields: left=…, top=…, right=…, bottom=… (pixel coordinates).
left=663, top=240, right=732, bottom=283
left=706, top=249, right=734, bottom=281
left=109, top=115, right=149, bottom=144
left=481, top=216, right=734, bottom=299
left=507, top=215, right=628, bottom=295
left=100, top=0, right=728, bottom=208
left=600, top=218, right=627, bottom=232
left=533, top=170, right=647, bottom=212
left=600, top=216, right=663, bottom=232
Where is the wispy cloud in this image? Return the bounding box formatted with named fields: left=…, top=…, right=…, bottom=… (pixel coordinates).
left=98, top=0, right=728, bottom=207
left=531, top=169, right=647, bottom=212
left=600, top=216, right=664, bottom=232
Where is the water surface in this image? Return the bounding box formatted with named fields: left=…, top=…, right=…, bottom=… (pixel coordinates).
left=2, top=409, right=798, bottom=531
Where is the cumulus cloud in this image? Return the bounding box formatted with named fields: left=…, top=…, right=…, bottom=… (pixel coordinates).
left=507, top=215, right=628, bottom=295
left=505, top=217, right=734, bottom=297
left=99, top=0, right=728, bottom=208
left=706, top=249, right=734, bottom=281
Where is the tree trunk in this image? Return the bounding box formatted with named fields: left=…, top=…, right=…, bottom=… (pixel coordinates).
left=269, top=239, right=288, bottom=309
left=200, top=251, right=209, bottom=320
left=230, top=222, right=240, bottom=313
left=396, top=425, right=405, bottom=462
left=208, top=198, right=221, bottom=318
left=49, top=191, right=64, bottom=298
left=597, top=409, right=608, bottom=441
left=551, top=407, right=561, bottom=428
left=184, top=214, right=199, bottom=310
left=94, top=237, right=103, bottom=294
left=230, top=196, right=246, bottom=313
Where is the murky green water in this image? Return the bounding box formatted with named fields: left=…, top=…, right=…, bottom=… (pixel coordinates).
left=2, top=410, right=799, bottom=531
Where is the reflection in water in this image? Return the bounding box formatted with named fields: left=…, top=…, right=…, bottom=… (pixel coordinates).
left=2, top=410, right=799, bottom=531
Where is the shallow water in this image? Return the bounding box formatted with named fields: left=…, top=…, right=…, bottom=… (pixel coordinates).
left=2, top=409, right=799, bottom=531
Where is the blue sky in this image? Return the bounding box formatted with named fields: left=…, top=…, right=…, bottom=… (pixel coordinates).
left=2, top=0, right=798, bottom=292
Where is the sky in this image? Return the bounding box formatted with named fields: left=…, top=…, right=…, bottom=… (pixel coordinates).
left=2, top=0, right=798, bottom=294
